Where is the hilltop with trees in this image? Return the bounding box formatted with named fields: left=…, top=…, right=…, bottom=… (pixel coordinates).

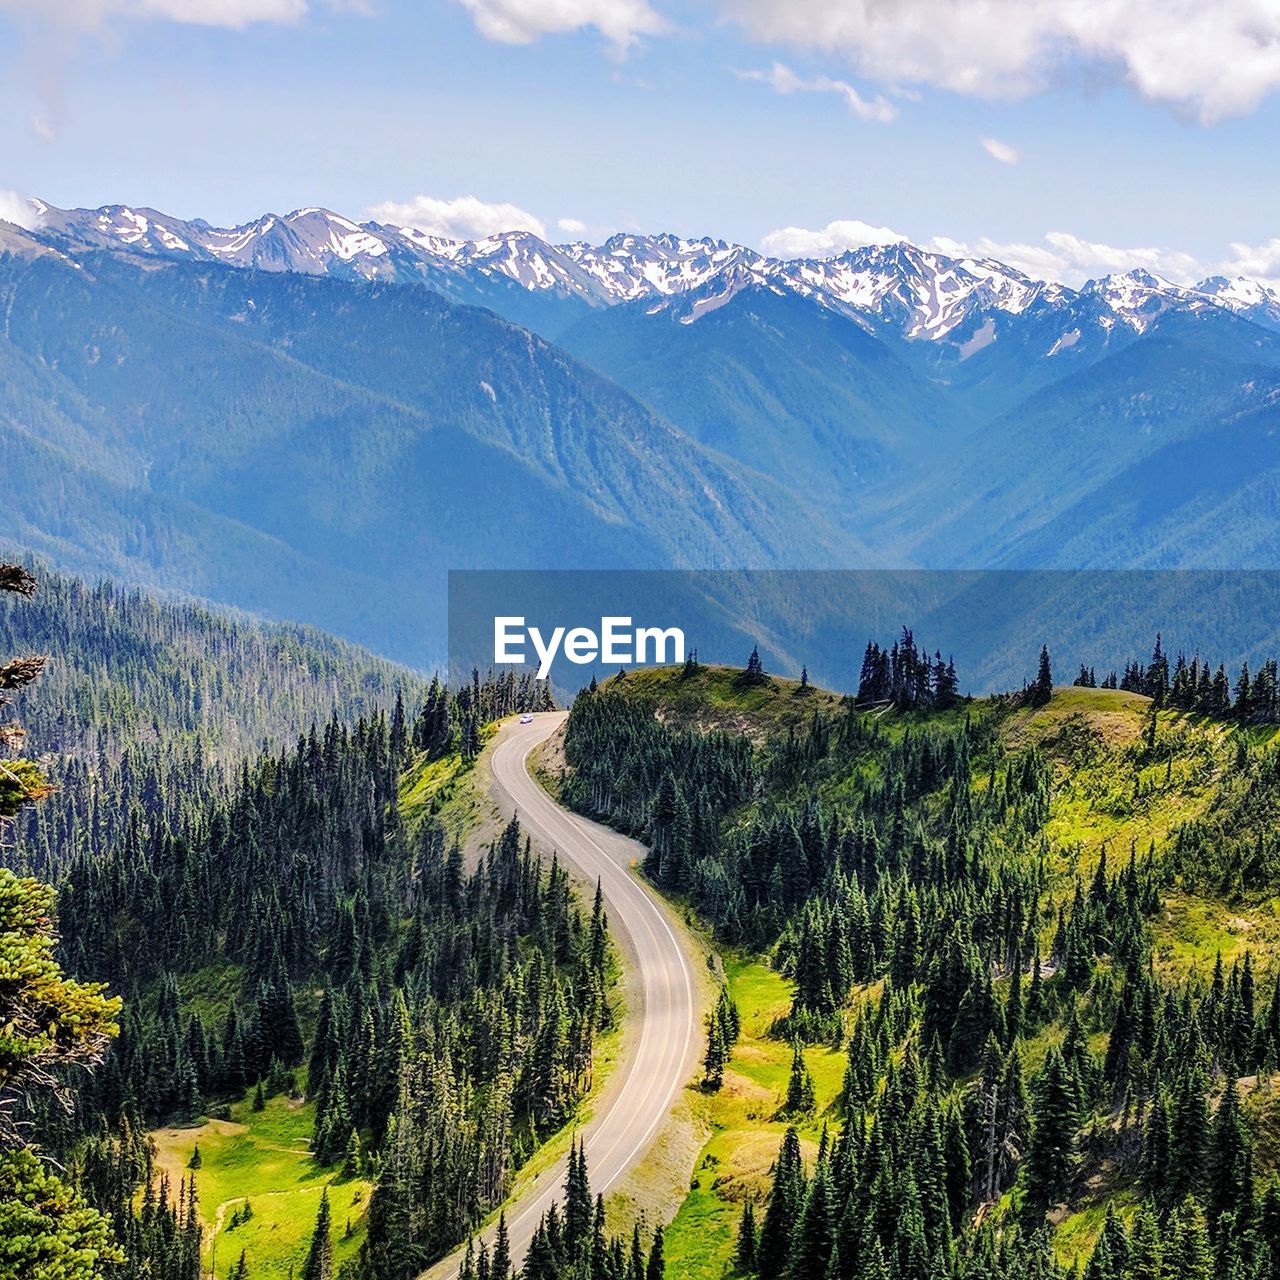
left=552, top=632, right=1280, bottom=1279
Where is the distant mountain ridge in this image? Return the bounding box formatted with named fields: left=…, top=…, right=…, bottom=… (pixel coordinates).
left=21, top=199, right=1280, bottom=345
left=7, top=197, right=1280, bottom=668
left=0, top=241, right=868, bottom=665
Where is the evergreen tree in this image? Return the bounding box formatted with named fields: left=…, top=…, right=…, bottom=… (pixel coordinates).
left=565, top=1140, right=593, bottom=1256
left=646, top=1226, right=665, bottom=1280
left=1170, top=1067, right=1209, bottom=1204
left=783, top=1042, right=816, bottom=1115
left=1126, top=1205, right=1163, bottom=1280
left=704, top=1012, right=727, bottom=1090
left=758, top=1128, right=805, bottom=1280
left=740, top=646, right=768, bottom=688
left=1207, top=1080, right=1252, bottom=1232
left=786, top=1164, right=835, bottom=1280
left=1022, top=1049, right=1079, bottom=1217
left=301, top=1188, right=333, bottom=1280
left=1029, top=646, right=1053, bottom=707
left=737, top=1200, right=759, bottom=1274
left=1167, top=1197, right=1213, bottom=1280
left=491, top=1214, right=511, bottom=1280
left=629, top=1226, right=646, bottom=1280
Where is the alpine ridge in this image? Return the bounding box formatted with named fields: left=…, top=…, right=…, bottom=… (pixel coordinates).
left=20, top=198, right=1280, bottom=345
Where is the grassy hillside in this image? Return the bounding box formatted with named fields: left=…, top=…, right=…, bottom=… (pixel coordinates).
left=152, top=1091, right=373, bottom=1280
left=555, top=664, right=1280, bottom=1277
left=599, top=664, right=846, bottom=740
left=663, top=957, right=848, bottom=1280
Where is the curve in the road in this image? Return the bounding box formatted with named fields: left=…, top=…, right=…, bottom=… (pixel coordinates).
left=422, top=712, right=701, bottom=1279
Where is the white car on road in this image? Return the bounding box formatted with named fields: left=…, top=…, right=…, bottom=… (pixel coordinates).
left=519, top=713, right=535, bottom=724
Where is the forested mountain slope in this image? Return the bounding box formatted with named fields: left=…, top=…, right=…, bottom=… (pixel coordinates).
left=558, top=286, right=962, bottom=518
left=0, top=565, right=417, bottom=760
left=1, top=563, right=424, bottom=892
left=0, top=247, right=864, bottom=664
left=18, top=201, right=1280, bottom=580
left=552, top=653, right=1280, bottom=1280
left=888, top=311, right=1280, bottom=568
left=11, top=209, right=1280, bottom=673
left=1, top=564, right=620, bottom=1280
left=9, top=214, right=1280, bottom=682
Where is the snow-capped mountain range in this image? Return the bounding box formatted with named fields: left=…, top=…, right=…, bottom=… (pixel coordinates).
left=11, top=195, right=1280, bottom=665
left=17, top=199, right=1280, bottom=344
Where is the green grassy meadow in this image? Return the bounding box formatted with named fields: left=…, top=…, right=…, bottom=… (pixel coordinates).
left=602, top=665, right=846, bottom=742
left=663, top=958, right=846, bottom=1280
left=152, top=1092, right=372, bottom=1279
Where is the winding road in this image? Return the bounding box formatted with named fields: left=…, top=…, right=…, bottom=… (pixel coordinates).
left=422, top=712, right=702, bottom=1279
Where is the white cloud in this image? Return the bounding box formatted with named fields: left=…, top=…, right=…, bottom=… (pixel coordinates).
left=923, top=234, right=1066, bottom=279
left=1222, top=237, right=1280, bottom=283
left=1040, top=231, right=1203, bottom=283
left=761, top=217, right=1221, bottom=286
left=0, top=0, right=307, bottom=27
left=366, top=194, right=548, bottom=241
left=926, top=230, right=1206, bottom=286
left=453, top=0, right=666, bottom=49
left=739, top=60, right=897, bottom=122
left=980, top=137, right=1019, bottom=165
left=0, top=190, right=40, bottom=230
left=119, top=0, right=305, bottom=23
left=722, top=0, right=1280, bottom=123
left=760, top=217, right=906, bottom=259
left=558, top=217, right=589, bottom=236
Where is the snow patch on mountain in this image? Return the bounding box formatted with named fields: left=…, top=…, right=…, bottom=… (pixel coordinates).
left=1047, top=329, right=1081, bottom=357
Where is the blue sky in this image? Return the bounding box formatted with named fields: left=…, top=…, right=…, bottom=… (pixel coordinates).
left=3, top=0, right=1280, bottom=284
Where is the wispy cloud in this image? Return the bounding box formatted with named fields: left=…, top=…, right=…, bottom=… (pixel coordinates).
left=923, top=230, right=1204, bottom=285
left=980, top=137, right=1019, bottom=164
left=1222, top=237, right=1280, bottom=281
left=452, top=0, right=666, bottom=51
left=739, top=60, right=898, bottom=122
left=0, top=190, right=40, bottom=229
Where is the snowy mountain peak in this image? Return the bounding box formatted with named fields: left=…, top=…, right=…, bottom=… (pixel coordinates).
left=1192, top=275, right=1280, bottom=324
left=1083, top=270, right=1217, bottom=333
left=779, top=241, right=1044, bottom=340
